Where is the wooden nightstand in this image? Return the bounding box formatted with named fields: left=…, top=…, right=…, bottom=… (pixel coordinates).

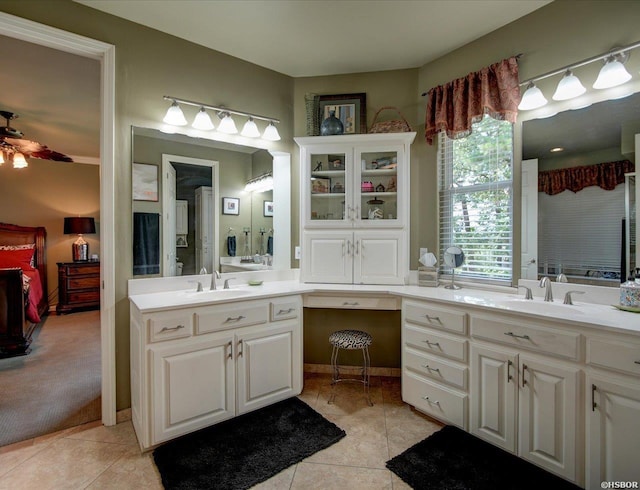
left=56, top=261, right=100, bottom=314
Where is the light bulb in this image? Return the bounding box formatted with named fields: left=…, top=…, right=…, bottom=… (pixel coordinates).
left=13, top=152, right=28, bottom=169
left=241, top=118, right=261, bottom=137
left=593, top=56, right=632, bottom=89
left=518, top=82, right=548, bottom=110
left=218, top=113, right=238, bottom=134
left=163, top=101, right=188, bottom=126
left=262, top=122, right=281, bottom=141
left=192, top=107, right=214, bottom=130
left=552, top=70, right=586, bottom=100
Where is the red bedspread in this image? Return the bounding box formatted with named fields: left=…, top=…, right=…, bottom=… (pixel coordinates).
left=23, top=269, right=43, bottom=323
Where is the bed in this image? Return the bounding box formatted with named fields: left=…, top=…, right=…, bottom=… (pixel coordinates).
left=0, top=222, right=49, bottom=358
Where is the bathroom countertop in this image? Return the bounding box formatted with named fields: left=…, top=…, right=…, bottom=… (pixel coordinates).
left=129, top=279, right=640, bottom=337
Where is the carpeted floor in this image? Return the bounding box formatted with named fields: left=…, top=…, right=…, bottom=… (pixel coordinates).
left=386, top=425, right=582, bottom=490
left=0, top=310, right=102, bottom=447
left=153, top=397, right=346, bottom=490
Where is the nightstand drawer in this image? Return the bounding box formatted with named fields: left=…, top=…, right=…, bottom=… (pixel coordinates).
left=65, top=263, right=100, bottom=275
left=67, top=291, right=100, bottom=304
left=68, top=276, right=100, bottom=290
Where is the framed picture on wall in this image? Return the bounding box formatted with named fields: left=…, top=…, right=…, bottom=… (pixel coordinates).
left=263, top=200, right=274, bottom=217
left=222, top=197, right=240, bottom=215
left=132, top=163, right=158, bottom=201
left=318, top=93, right=367, bottom=134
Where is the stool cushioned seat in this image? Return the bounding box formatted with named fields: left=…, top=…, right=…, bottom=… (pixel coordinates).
left=329, top=329, right=372, bottom=350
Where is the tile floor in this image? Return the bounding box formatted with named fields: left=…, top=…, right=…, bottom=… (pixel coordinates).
left=0, top=373, right=443, bottom=489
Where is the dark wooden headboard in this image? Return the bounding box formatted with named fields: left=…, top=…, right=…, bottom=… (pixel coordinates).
left=0, top=222, right=48, bottom=315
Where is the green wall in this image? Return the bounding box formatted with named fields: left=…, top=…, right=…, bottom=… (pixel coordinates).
left=3, top=0, right=640, bottom=408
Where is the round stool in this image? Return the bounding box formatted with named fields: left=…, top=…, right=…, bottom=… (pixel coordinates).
left=328, top=329, right=373, bottom=406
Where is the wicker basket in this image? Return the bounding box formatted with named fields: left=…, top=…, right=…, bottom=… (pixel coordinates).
left=368, top=106, right=412, bottom=133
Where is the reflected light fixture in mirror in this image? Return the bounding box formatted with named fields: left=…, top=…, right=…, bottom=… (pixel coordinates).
left=162, top=95, right=281, bottom=142
left=245, top=172, right=273, bottom=192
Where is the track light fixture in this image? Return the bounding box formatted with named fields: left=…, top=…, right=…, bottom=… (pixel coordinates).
left=162, top=96, right=281, bottom=142
left=518, top=39, right=640, bottom=110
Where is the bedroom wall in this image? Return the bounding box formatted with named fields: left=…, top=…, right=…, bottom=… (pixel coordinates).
left=0, top=160, right=100, bottom=303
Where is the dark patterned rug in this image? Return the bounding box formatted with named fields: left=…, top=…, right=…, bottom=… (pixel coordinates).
left=153, top=397, right=345, bottom=489
left=386, top=425, right=582, bottom=490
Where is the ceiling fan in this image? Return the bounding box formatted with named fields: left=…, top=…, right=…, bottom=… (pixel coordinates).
left=0, top=110, right=73, bottom=166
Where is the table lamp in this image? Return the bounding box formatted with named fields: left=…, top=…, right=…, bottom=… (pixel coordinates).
left=64, top=217, right=96, bottom=261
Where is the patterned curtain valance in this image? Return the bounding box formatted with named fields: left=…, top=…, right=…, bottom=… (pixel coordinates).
left=424, top=57, right=521, bottom=145
left=538, top=160, right=635, bottom=195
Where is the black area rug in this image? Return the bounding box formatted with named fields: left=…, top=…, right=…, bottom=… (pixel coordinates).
left=153, top=397, right=345, bottom=489
left=386, top=425, right=582, bottom=490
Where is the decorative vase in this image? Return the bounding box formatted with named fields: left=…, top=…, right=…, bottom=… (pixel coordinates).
left=320, top=110, right=344, bottom=136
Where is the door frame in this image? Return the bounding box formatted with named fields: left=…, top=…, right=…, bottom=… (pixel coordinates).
left=161, top=154, right=220, bottom=276
left=0, top=12, right=117, bottom=425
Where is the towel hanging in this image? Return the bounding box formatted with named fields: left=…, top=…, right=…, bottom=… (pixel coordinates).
left=227, top=235, right=237, bottom=257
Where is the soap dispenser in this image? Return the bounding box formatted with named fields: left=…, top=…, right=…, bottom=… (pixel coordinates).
left=620, top=269, right=640, bottom=307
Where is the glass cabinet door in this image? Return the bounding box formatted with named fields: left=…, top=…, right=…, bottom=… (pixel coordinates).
left=358, top=150, right=400, bottom=222
left=309, top=152, right=348, bottom=222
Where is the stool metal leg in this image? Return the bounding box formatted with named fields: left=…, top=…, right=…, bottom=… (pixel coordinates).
left=362, top=346, right=372, bottom=406
left=329, top=345, right=339, bottom=404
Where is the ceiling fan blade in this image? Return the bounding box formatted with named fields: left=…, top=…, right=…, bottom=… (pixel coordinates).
left=3, top=137, right=74, bottom=162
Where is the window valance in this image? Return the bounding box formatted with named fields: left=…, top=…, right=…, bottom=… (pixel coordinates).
left=538, top=160, right=634, bottom=195
left=424, top=57, right=521, bottom=145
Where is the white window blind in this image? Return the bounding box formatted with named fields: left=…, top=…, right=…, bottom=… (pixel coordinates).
left=438, top=116, right=513, bottom=283
left=538, top=184, right=624, bottom=281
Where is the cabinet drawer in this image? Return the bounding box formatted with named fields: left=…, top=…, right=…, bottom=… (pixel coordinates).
left=471, top=314, right=580, bottom=361
left=196, top=302, right=268, bottom=335
left=402, top=371, right=467, bottom=429
left=66, top=264, right=99, bottom=275
left=68, top=276, right=100, bottom=290
left=587, top=336, right=640, bottom=376
left=404, top=324, right=467, bottom=362
left=404, top=347, right=467, bottom=390
left=67, top=291, right=100, bottom=303
left=404, top=300, right=467, bottom=334
left=303, top=294, right=400, bottom=310
left=148, top=311, right=193, bottom=343
left=270, top=298, right=300, bottom=322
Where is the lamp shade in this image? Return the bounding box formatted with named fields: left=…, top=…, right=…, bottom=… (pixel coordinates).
left=241, top=118, right=261, bottom=138
left=518, top=82, right=548, bottom=110
left=192, top=107, right=214, bottom=130
left=593, top=57, right=632, bottom=89
left=163, top=101, right=188, bottom=126
left=64, top=217, right=96, bottom=235
left=552, top=70, right=586, bottom=100
left=12, top=152, right=28, bottom=169
left=262, top=122, right=281, bottom=141
left=218, top=113, right=238, bottom=134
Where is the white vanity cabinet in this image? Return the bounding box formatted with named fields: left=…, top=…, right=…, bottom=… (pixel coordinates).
left=585, top=334, right=640, bottom=488
left=401, top=299, right=470, bottom=429
left=130, top=295, right=303, bottom=450
left=469, top=313, right=581, bottom=484
left=296, top=133, right=416, bottom=285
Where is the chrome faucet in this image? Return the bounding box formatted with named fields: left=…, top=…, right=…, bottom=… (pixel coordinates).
left=210, top=270, right=221, bottom=290
left=556, top=273, right=568, bottom=283
left=223, top=277, right=236, bottom=289
left=539, top=276, right=553, bottom=302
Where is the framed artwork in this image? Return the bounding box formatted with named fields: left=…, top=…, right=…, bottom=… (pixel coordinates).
left=222, top=197, right=240, bottom=215
left=318, top=93, right=367, bottom=134
left=263, top=200, right=274, bottom=217
left=132, top=163, right=158, bottom=201
left=311, top=177, right=330, bottom=194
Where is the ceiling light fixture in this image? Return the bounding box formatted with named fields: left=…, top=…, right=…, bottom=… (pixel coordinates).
left=12, top=152, right=28, bottom=169
left=518, top=39, right=640, bottom=110
left=162, top=96, right=281, bottom=142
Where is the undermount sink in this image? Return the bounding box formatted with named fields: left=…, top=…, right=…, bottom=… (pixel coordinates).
left=180, top=288, right=252, bottom=299
left=495, top=299, right=584, bottom=315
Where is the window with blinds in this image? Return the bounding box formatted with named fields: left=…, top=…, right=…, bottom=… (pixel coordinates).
left=438, top=115, right=513, bottom=284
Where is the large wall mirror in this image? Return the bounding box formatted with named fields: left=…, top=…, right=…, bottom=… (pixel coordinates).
left=131, top=127, right=290, bottom=277
left=522, top=91, right=640, bottom=286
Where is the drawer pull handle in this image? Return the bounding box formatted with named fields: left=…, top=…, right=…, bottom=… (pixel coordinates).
left=278, top=308, right=295, bottom=315
left=635, top=361, right=640, bottom=365
left=421, top=364, right=441, bottom=374
left=225, top=315, right=246, bottom=323
left=237, top=339, right=243, bottom=357
left=422, top=396, right=440, bottom=405
left=592, top=384, right=597, bottom=411
left=342, top=301, right=360, bottom=306
left=522, top=363, right=528, bottom=387
left=160, top=324, right=185, bottom=333
left=507, top=360, right=513, bottom=383
left=504, top=332, right=531, bottom=340
left=425, top=315, right=442, bottom=324
left=422, top=340, right=440, bottom=347
left=227, top=341, right=233, bottom=359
